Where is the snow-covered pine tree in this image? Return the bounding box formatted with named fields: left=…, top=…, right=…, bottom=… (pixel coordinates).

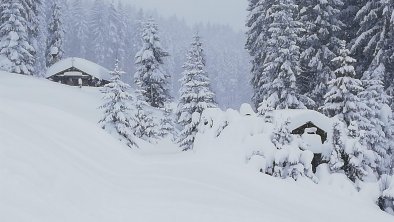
left=99, top=60, right=137, bottom=148
left=359, top=59, right=392, bottom=176
left=46, top=1, right=64, bottom=67
left=89, top=0, right=108, bottom=65
left=329, top=121, right=346, bottom=172
left=33, top=0, right=47, bottom=76
left=159, top=103, right=174, bottom=138
left=329, top=121, right=369, bottom=183
left=344, top=121, right=369, bottom=183
left=352, top=1, right=394, bottom=77
left=323, top=41, right=365, bottom=126
left=68, top=0, right=88, bottom=58
left=115, top=1, right=127, bottom=68
left=130, top=88, right=158, bottom=143
left=298, top=0, right=344, bottom=108
left=0, top=0, right=34, bottom=75
left=270, top=119, right=315, bottom=181
left=257, top=0, right=308, bottom=115
left=22, top=0, right=43, bottom=76
left=177, top=34, right=216, bottom=151
left=134, top=18, right=171, bottom=108
left=246, top=0, right=274, bottom=109
left=107, top=0, right=123, bottom=66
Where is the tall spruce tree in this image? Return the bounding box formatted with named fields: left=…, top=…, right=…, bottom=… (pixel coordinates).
left=99, top=60, right=137, bottom=148
left=46, top=1, right=64, bottom=67
left=134, top=18, right=171, bottom=108
left=257, top=0, right=307, bottom=115
left=359, top=59, right=392, bottom=176
left=0, top=0, right=34, bottom=75
left=89, top=0, right=108, bottom=65
left=330, top=121, right=369, bottom=183
left=23, top=0, right=43, bottom=76
left=323, top=41, right=365, bottom=126
left=68, top=0, right=88, bottom=58
left=177, top=35, right=216, bottom=151
left=246, top=0, right=274, bottom=108
left=298, top=0, right=344, bottom=108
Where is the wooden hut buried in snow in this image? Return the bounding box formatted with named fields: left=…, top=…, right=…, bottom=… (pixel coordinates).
left=45, top=58, right=110, bottom=87
left=272, top=110, right=334, bottom=172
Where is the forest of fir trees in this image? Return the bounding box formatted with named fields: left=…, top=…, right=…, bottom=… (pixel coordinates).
left=246, top=0, right=394, bottom=211
left=1, top=0, right=394, bottom=214
left=0, top=0, right=251, bottom=109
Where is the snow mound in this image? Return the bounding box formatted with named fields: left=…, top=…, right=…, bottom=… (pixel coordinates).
left=0, top=72, right=392, bottom=221
left=45, top=57, right=111, bottom=81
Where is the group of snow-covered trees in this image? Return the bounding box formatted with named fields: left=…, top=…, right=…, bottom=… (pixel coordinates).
left=63, top=0, right=250, bottom=109
left=0, top=0, right=64, bottom=76
left=100, top=19, right=216, bottom=151
left=247, top=0, right=394, bottom=212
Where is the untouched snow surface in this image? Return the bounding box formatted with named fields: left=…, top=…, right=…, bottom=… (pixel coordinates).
left=0, top=72, right=392, bottom=222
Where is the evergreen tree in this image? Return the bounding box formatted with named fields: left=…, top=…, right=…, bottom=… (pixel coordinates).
left=329, top=121, right=368, bottom=183
left=298, top=0, right=344, bottom=108
left=323, top=41, right=365, bottom=126
left=23, top=0, right=43, bottom=76
left=0, top=0, right=34, bottom=75
left=352, top=1, right=394, bottom=75
left=99, top=60, right=137, bottom=148
left=246, top=0, right=274, bottom=108
left=89, top=0, right=108, bottom=65
left=134, top=18, right=171, bottom=108
left=359, top=59, right=392, bottom=175
left=258, top=0, right=308, bottom=115
left=46, top=1, right=64, bottom=67
left=107, top=0, right=124, bottom=66
left=68, top=0, right=88, bottom=58
left=270, top=119, right=315, bottom=181
left=131, top=89, right=158, bottom=143
left=177, top=35, right=216, bottom=151
left=159, top=104, right=174, bottom=138
left=115, top=1, right=127, bottom=68
left=329, top=121, right=346, bottom=172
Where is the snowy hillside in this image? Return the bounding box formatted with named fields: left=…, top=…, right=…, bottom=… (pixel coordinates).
left=0, top=72, right=392, bottom=222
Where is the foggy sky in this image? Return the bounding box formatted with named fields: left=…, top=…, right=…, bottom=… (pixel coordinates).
left=122, top=0, right=248, bottom=31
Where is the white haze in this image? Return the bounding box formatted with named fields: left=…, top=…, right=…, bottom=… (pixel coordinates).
left=121, top=0, right=248, bottom=31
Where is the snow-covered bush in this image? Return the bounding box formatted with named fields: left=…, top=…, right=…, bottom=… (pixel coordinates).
left=131, top=89, right=159, bottom=143
left=269, top=119, right=315, bottom=181
left=158, top=103, right=175, bottom=139
left=378, top=175, right=394, bottom=215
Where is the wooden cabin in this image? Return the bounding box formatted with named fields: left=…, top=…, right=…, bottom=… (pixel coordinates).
left=46, top=58, right=110, bottom=87
left=272, top=109, right=333, bottom=172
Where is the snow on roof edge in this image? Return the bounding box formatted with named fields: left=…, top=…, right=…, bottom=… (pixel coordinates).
left=271, top=109, right=334, bottom=133
left=45, top=57, right=111, bottom=80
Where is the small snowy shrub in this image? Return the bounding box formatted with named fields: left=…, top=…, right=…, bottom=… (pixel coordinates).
left=268, top=119, right=315, bottom=181
left=378, top=175, right=394, bottom=215
left=131, top=89, right=159, bottom=143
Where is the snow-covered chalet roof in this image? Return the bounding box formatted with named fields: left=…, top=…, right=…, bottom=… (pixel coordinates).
left=46, top=57, right=110, bottom=80
left=271, top=109, right=333, bottom=133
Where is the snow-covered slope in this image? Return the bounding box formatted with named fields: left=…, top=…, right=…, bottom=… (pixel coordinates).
left=0, top=72, right=392, bottom=222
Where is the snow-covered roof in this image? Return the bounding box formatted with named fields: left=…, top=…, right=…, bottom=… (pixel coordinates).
left=46, top=57, right=111, bottom=80
left=271, top=109, right=333, bottom=133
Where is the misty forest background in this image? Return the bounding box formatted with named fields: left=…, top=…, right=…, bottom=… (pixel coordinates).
left=42, top=0, right=251, bottom=109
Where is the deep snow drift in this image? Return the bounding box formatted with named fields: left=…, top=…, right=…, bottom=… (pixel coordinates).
left=0, top=72, right=392, bottom=222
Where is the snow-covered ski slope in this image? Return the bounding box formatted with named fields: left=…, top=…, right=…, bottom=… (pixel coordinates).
left=0, top=72, right=392, bottom=222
